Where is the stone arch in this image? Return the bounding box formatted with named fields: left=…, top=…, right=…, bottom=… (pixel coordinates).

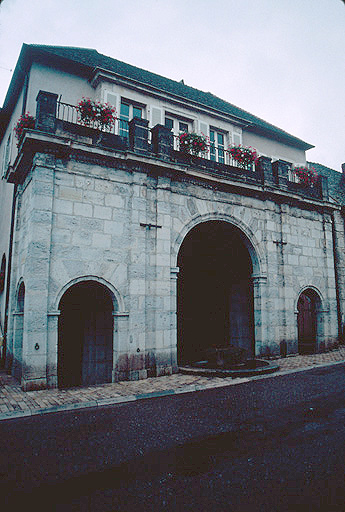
left=54, top=275, right=125, bottom=314
left=296, top=287, right=323, bottom=354
left=57, top=277, right=119, bottom=388
left=294, top=286, right=324, bottom=312
left=172, top=212, right=266, bottom=278
left=175, top=217, right=263, bottom=365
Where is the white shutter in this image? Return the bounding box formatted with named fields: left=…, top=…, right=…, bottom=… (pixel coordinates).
left=233, top=132, right=242, bottom=146
left=199, top=122, right=208, bottom=137
left=151, top=107, right=162, bottom=127
left=104, top=91, right=118, bottom=109
left=2, top=133, right=12, bottom=177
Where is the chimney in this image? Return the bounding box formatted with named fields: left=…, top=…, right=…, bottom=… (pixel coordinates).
left=342, top=163, right=345, bottom=174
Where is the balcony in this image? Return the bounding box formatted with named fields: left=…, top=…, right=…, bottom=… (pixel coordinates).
left=8, top=90, right=328, bottom=202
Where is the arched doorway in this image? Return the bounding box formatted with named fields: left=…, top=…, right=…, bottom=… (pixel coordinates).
left=177, top=221, right=254, bottom=365
left=58, top=281, right=114, bottom=388
left=297, top=289, right=320, bottom=354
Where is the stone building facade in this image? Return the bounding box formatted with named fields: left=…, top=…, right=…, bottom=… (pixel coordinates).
left=0, top=44, right=344, bottom=390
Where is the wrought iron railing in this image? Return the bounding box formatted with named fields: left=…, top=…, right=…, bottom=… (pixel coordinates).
left=173, top=135, right=256, bottom=171
left=56, top=100, right=129, bottom=135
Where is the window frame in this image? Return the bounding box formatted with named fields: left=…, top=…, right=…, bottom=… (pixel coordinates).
left=119, top=98, right=146, bottom=138
left=209, top=127, right=227, bottom=164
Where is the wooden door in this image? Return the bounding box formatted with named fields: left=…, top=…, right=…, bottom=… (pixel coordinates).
left=298, top=293, right=317, bottom=354
left=82, top=309, right=113, bottom=385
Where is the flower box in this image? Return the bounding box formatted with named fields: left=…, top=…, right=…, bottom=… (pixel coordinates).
left=14, top=113, right=36, bottom=146
left=229, top=145, right=258, bottom=170
left=293, top=166, right=318, bottom=187
left=178, top=132, right=208, bottom=157
left=76, top=98, right=117, bottom=130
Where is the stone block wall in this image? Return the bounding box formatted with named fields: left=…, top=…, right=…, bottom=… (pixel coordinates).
left=6, top=147, right=341, bottom=389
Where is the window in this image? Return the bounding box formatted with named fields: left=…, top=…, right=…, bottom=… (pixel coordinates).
left=210, top=129, right=225, bottom=164
left=165, top=117, right=174, bottom=131
left=179, top=121, right=189, bottom=133
left=165, top=115, right=193, bottom=149
left=119, top=100, right=144, bottom=138
left=164, top=115, right=191, bottom=134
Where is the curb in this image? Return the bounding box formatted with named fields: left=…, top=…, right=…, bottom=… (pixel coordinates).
left=0, top=359, right=344, bottom=422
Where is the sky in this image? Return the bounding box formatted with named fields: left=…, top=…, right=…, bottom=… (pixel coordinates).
left=0, top=0, right=344, bottom=170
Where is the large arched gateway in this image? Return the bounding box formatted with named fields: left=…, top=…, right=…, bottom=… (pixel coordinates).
left=177, top=221, right=255, bottom=365
left=58, top=280, right=114, bottom=388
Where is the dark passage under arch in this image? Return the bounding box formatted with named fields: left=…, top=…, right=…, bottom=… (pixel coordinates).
left=58, top=281, right=114, bottom=388
left=177, top=221, right=254, bottom=365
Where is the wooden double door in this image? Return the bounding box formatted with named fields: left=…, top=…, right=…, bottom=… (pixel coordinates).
left=58, top=282, right=113, bottom=388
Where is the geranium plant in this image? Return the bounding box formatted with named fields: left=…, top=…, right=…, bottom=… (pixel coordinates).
left=76, top=98, right=117, bottom=130
left=14, top=113, right=36, bottom=145
left=293, top=166, right=318, bottom=187
left=178, top=132, right=208, bottom=157
left=228, top=145, right=258, bottom=170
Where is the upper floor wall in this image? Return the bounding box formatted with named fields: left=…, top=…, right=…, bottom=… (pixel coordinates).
left=1, top=56, right=308, bottom=176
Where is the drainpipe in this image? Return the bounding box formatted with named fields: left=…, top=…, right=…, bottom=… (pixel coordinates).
left=22, top=72, right=29, bottom=115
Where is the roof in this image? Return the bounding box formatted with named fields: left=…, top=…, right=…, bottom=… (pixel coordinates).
left=1, top=43, right=313, bottom=150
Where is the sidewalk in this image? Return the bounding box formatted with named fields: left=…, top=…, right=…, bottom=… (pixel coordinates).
left=1, top=346, right=345, bottom=421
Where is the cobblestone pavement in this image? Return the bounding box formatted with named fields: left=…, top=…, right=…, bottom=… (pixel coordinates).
left=1, top=346, right=345, bottom=421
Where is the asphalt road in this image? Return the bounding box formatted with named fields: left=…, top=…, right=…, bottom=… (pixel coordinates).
left=1, top=364, right=345, bottom=511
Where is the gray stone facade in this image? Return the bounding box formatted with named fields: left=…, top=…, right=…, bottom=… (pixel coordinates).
left=5, top=136, right=341, bottom=390
left=1, top=45, right=344, bottom=391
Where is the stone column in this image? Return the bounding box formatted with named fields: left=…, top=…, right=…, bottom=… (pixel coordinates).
left=151, top=124, right=173, bottom=161
left=272, top=160, right=289, bottom=189
left=12, top=311, right=24, bottom=381
left=112, top=312, right=129, bottom=382
left=331, top=210, right=345, bottom=342
left=21, top=154, right=55, bottom=390
left=170, top=266, right=179, bottom=372
left=256, top=156, right=274, bottom=187
left=35, top=91, right=58, bottom=134
left=322, top=213, right=338, bottom=349
left=129, top=118, right=149, bottom=154
left=151, top=176, right=175, bottom=377
left=47, top=311, right=59, bottom=388
left=252, top=274, right=268, bottom=356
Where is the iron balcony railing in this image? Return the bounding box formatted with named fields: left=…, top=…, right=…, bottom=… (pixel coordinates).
left=56, top=100, right=129, bottom=136
left=173, top=134, right=256, bottom=172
